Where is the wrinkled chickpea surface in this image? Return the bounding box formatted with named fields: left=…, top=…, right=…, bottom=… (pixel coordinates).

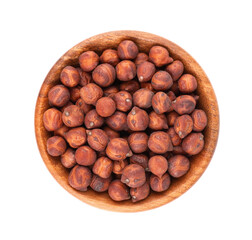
left=43, top=40, right=207, bottom=202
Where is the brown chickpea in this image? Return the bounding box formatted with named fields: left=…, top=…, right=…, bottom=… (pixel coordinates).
left=54, top=124, right=69, bottom=138
left=152, top=92, right=172, bottom=114
left=119, top=80, right=140, bottom=93
left=165, top=60, right=184, bottom=81
left=75, top=98, right=93, bottom=114
left=46, top=136, right=67, bottom=156
left=137, top=61, right=156, bottom=82
left=191, top=109, right=208, bottom=132
left=77, top=68, right=92, bottom=87
left=174, top=115, right=193, bottom=139
left=148, top=155, right=168, bottom=178
left=149, top=46, right=173, bottom=67
left=48, top=84, right=70, bottom=107
left=121, top=164, right=146, bottom=188
left=65, top=127, right=86, bottom=148
left=103, top=85, right=119, bottom=97
left=80, top=83, right=103, bottom=105
left=90, top=175, right=112, bottom=192
left=149, top=111, right=168, bottom=130
left=140, top=82, right=156, bottom=93
left=92, top=156, right=113, bottom=179
left=151, top=71, right=173, bottom=91
left=62, top=105, right=84, bottom=127
left=168, top=155, right=190, bottom=178
left=103, top=126, right=120, bottom=140
left=167, top=111, right=179, bottom=127
left=178, top=74, right=197, bottom=93
left=150, top=173, right=171, bottom=192
left=86, top=129, right=109, bottom=151
left=79, top=51, right=99, bottom=72
left=167, top=128, right=182, bottom=146
left=75, top=146, right=97, bottom=166
left=182, top=133, right=204, bottom=155
left=68, top=165, right=92, bottom=191
left=172, top=145, right=186, bottom=155
left=170, top=81, right=180, bottom=95
left=100, top=49, right=120, bottom=66
left=133, top=88, right=154, bottom=109
left=61, top=148, right=76, bottom=168
left=69, top=86, right=81, bottom=103
left=92, top=63, right=116, bottom=87
left=96, top=97, right=116, bottom=117
left=108, top=180, right=130, bottom=201
left=116, top=60, right=136, bottom=81
left=148, top=131, right=173, bottom=154
left=106, top=138, right=132, bottom=161
left=117, top=40, right=139, bottom=60
left=84, top=109, right=104, bottom=129
left=113, top=91, right=132, bottom=112
left=167, top=91, right=176, bottom=102
left=130, top=181, right=150, bottom=202
left=134, top=52, right=149, bottom=66
left=127, top=106, right=149, bottom=131
left=105, top=111, right=128, bottom=131
left=130, top=154, right=148, bottom=170
left=113, top=159, right=129, bottom=174
left=173, top=95, right=196, bottom=115
left=60, top=66, right=80, bottom=87
left=128, top=132, right=148, bottom=153
left=43, top=108, right=63, bottom=131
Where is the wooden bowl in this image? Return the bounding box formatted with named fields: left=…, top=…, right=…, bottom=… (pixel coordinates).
left=35, top=30, right=219, bottom=212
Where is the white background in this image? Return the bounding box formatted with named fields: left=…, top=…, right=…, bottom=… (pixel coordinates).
left=1, top=0, right=251, bottom=239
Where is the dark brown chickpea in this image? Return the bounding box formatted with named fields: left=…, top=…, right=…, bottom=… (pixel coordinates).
left=61, top=148, right=76, bottom=168
left=75, top=146, right=97, bottom=166
left=173, top=95, right=196, bottom=115
left=170, top=81, right=180, bottom=95
left=60, top=66, right=80, bottom=87
left=84, top=109, right=104, bottom=129
left=75, top=98, right=93, bottom=114
left=43, top=108, right=63, bottom=131
left=108, top=180, right=130, bottom=201
left=130, top=154, right=148, bottom=170
left=174, top=115, right=193, bottom=138
left=95, top=97, right=116, bottom=117
left=113, top=91, right=132, bottom=112
left=68, top=165, right=92, bottom=191
left=133, top=88, right=154, bottom=109
left=149, top=111, right=168, bottom=130
left=167, top=111, right=179, bottom=127
left=103, top=126, right=120, bottom=140
left=103, top=85, right=119, bottom=97
left=191, top=109, right=208, bottom=132
left=69, top=86, right=81, bottom=103
left=178, top=74, right=197, bottom=93
left=191, top=94, right=200, bottom=102
left=165, top=60, right=184, bottom=81
left=106, top=138, right=132, bottom=161
left=65, top=127, right=86, bottom=148
left=105, top=111, right=128, bottom=131
left=137, top=61, right=156, bottom=82
left=151, top=71, right=173, bottom=91
left=100, top=49, right=120, bottom=66
left=92, top=63, right=116, bottom=87
left=86, top=129, right=109, bottom=151
left=168, top=155, right=190, bottom=178
left=90, top=175, right=112, bottom=192
left=140, top=82, right=156, bottom=93
left=80, top=83, right=103, bottom=105
left=79, top=51, right=99, bottom=72
left=148, top=155, right=168, bottom=178
left=127, top=106, right=149, bottom=131
left=172, top=145, right=187, bottom=155
left=130, top=181, right=150, bottom=202
left=121, top=164, right=146, bottom=188
left=167, top=91, right=176, bottom=101
left=182, top=133, right=204, bottom=155
left=152, top=92, right=172, bottom=114
left=77, top=68, right=92, bottom=87
left=48, top=84, right=70, bottom=107
left=116, top=60, right=136, bottom=81
left=60, top=101, right=74, bottom=112
left=134, top=53, right=149, bottom=66
left=119, top=80, right=140, bottom=93
left=62, top=105, right=84, bottom=127
left=92, top=156, right=113, bottom=179
left=128, top=132, right=148, bottom=153
left=117, top=40, right=139, bottom=60
left=149, top=46, right=173, bottom=67
left=148, top=131, right=173, bottom=154
left=150, top=173, right=171, bottom=192
left=167, top=127, right=182, bottom=146
left=54, top=124, right=69, bottom=138
left=113, top=159, right=129, bottom=174
left=46, top=136, right=67, bottom=156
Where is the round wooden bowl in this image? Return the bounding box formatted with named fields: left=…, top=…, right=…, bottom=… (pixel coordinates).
left=35, top=30, right=219, bottom=212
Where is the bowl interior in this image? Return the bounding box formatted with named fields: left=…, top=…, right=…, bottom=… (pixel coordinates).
left=35, top=30, right=219, bottom=212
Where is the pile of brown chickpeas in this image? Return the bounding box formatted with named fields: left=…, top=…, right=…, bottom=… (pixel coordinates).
left=43, top=39, right=207, bottom=202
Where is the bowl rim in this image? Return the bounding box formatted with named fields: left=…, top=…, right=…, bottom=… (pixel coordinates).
left=35, top=30, right=219, bottom=212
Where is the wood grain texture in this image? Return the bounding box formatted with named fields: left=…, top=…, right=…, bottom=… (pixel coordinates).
left=35, top=30, right=219, bottom=212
